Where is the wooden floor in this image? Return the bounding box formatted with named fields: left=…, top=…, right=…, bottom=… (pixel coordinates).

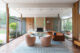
left=0, top=35, right=79, bottom=53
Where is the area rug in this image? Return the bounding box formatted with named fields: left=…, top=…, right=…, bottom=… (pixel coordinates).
left=13, top=37, right=73, bottom=53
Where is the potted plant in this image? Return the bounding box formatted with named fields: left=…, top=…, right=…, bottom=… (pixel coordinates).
left=17, top=31, right=21, bottom=37
left=9, top=22, right=17, bottom=38
left=64, top=19, right=72, bottom=35
left=66, top=31, right=71, bottom=35
left=0, top=40, right=3, bottom=45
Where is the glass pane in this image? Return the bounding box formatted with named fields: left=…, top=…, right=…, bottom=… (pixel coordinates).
left=9, top=8, right=21, bottom=18
left=22, top=18, right=26, bottom=34
left=9, top=18, right=17, bottom=41
left=9, top=8, right=22, bottom=41
left=0, top=1, right=7, bottom=46
left=62, top=18, right=72, bottom=32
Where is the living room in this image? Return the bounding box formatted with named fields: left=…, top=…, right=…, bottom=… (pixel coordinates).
left=0, top=0, right=80, bottom=53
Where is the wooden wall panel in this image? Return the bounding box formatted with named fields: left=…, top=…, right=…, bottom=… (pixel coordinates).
left=78, top=2, right=80, bottom=41
left=46, top=17, right=60, bottom=32
left=46, top=18, right=54, bottom=31
left=26, top=18, right=34, bottom=32
left=72, top=1, right=79, bottom=40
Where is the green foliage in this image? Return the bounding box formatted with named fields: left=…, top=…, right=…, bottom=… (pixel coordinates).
left=0, top=30, right=6, bottom=34
left=0, top=12, right=7, bottom=24
left=9, top=16, right=15, bottom=18
left=0, top=40, right=3, bottom=44
left=9, top=22, right=17, bottom=30
left=63, top=18, right=72, bottom=32
left=9, top=31, right=16, bottom=38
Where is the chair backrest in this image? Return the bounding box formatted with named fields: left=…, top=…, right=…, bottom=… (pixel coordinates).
left=41, top=36, right=51, bottom=41
left=40, top=36, right=51, bottom=47
left=26, top=35, right=36, bottom=46
left=47, top=32, right=52, bottom=36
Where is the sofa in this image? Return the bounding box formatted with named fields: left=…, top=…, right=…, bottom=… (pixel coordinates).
left=47, top=31, right=55, bottom=39
left=53, top=32, right=65, bottom=41
left=47, top=31, right=65, bottom=41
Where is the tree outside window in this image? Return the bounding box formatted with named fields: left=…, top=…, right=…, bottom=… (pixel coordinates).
left=62, top=18, right=72, bottom=32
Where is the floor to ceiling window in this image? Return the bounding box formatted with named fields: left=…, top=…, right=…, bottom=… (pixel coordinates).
left=62, top=18, right=72, bottom=40
left=22, top=18, right=26, bottom=34
left=9, top=8, right=21, bottom=41
left=62, top=18, right=72, bottom=32
left=0, top=1, right=7, bottom=46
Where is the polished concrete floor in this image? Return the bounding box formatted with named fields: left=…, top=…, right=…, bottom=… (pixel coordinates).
left=0, top=35, right=79, bottom=53
left=63, top=40, right=80, bottom=53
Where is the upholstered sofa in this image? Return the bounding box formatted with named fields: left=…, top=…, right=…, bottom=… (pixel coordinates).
left=47, top=31, right=65, bottom=41
left=53, top=32, right=65, bottom=41
left=47, top=31, right=55, bottom=39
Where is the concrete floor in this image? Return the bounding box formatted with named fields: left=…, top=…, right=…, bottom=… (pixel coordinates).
left=0, top=34, right=79, bottom=53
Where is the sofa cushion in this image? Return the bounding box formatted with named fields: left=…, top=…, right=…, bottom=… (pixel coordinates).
left=56, top=32, right=64, bottom=36
left=54, top=33, right=56, bottom=36
left=74, top=40, right=80, bottom=46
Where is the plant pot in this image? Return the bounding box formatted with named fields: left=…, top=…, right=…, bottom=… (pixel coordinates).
left=10, top=28, right=16, bottom=38
left=66, top=31, right=71, bottom=35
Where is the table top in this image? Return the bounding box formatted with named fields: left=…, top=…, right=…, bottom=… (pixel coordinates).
left=31, top=32, right=49, bottom=37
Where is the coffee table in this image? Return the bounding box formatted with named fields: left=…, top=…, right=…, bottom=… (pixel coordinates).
left=35, top=32, right=49, bottom=38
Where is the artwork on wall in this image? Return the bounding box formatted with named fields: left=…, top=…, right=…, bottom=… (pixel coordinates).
left=47, top=20, right=50, bottom=23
